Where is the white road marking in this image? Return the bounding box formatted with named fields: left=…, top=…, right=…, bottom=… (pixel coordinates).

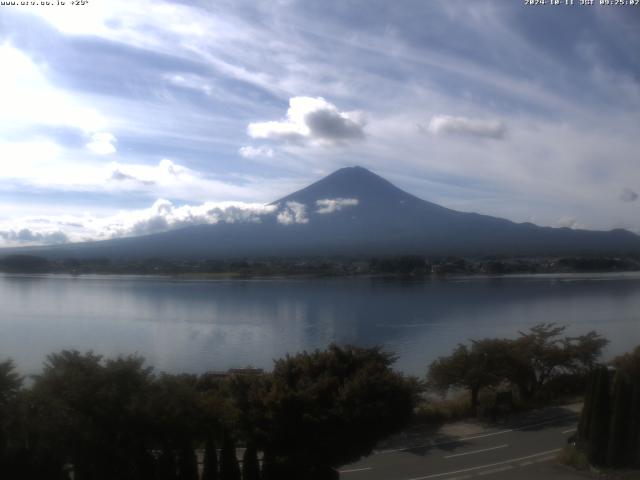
left=406, top=448, right=562, bottom=480
left=478, top=465, right=513, bottom=475
left=533, top=455, right=556, bottom=463
left=374, top=416, right=576, bottom=455
left=562, top=428, right=577, bottom=434
left=444, top=444, right=508, bottom=459
left=339, top=467, right=373, bottom=474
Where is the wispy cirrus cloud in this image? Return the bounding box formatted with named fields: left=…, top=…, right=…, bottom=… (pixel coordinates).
left=1, top=0, right=639, bottom=242
left=239, top=145, right=274, bottom=158
left=427, top=115, right=506, bottom=140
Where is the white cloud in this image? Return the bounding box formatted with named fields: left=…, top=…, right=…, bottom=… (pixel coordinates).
left=316, top=198, right=359, bottom=214
left=276, top=201, right=309, bottom=225
left=248, top=97, right=365, bottom=146
left=239, top=145, right=274, bottom=158
left=0, top=43, right=106, bottom=134
left=427, top=115, right=506, bottom=139
left=0, top=200, right=278, bottom=246
left=87, top=132, right=117, bottom=155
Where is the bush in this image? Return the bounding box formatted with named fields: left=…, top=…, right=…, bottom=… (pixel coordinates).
left=558, top=445, right=590, bottom=471
left=414, top=393, right=473, bottom=424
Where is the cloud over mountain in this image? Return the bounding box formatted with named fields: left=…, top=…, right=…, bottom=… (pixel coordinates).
left=276, top=201, right=309, bottom=225
left=316, top=198, right=359, bottom=214
left=0, top=228, right=68, bottom=246
left=248, top=97, right=365, bottom=146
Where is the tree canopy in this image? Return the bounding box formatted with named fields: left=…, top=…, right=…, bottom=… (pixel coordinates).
left=427, top=323, right=608, bottom=406
left=0, top=345, right=419, bottom=479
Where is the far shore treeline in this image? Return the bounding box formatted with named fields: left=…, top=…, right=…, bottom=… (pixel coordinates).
left=1, top=328, right=639, bottom=479
left=1, top=253, right=640, bottom=276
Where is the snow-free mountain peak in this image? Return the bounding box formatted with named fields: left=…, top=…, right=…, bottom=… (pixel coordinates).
left=3, top=167, right=640, bottom=259
left=275, top=166, right=421, bottom=207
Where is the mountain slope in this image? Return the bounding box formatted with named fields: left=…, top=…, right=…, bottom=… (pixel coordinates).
left=5, top=166, right=640, bottom=259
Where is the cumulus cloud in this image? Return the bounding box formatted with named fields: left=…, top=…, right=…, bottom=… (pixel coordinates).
left=239, top=145, right=274, bottom=158
left=0, top=228, right=68, bottom=245
left=0, top=200, right=279, bottom=246
left=427, top=115, right=506, bottom=139
left=316, top=198, right=359, bottom=214
left=87, top=132, right=117, bottom=155
left=248, top=97, right=365, bottom=146
left=100, top=199, right=277, bottom=238
left=276, top=201, right=309, bottom=225
left=0, top=197, right=324, bottom=246
left=620, top=188, right=638, bottom=203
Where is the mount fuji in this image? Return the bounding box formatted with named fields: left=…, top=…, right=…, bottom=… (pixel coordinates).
left=7, top=166, right=640, bottom=259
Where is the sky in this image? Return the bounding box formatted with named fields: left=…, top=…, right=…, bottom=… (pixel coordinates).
left=0, top=0, right=639, bottom=245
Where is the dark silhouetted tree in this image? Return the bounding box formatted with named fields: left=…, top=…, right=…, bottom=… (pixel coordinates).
left=242, top=443, right=260, bottom=480
left=586, top=366, right=610, bottom=466
left=220, top=433, right=240, bottom=480
left=607, top=371, right=632, bottom=467
left=202, top=437, right=219, bottom=480
left=177, top=443, right=198, bottom=480
left=158, top=447, right=178, bottom=480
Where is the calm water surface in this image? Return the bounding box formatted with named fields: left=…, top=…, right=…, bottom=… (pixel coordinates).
left=1, top=272, right=639, bottom=376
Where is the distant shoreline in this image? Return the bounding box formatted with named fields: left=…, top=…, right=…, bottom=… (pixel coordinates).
left=1, top=253, right=639, bottom=279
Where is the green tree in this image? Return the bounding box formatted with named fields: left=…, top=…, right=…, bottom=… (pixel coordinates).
left=29, top=351, right=158, bottom=479
left=509, top=324, right=607, bottom=399
left=613, top=345, right=640, bottom=383
left=147, top=374, right=203, bottom=458
left=0, top=359, right=21, bottom=405
left=0, top=359, right=23, bottom=475
left=427, top=339, right=511, bottom=409
left=262, top=344, right=419, bottom=477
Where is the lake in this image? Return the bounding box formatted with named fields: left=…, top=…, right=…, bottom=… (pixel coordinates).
left=1, top=272, right=639, bottom=376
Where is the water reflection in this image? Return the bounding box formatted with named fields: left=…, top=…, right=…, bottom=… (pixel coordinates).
left=1, top=273, right=639, bottom=375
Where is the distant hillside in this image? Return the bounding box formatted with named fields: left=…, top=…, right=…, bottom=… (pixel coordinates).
left=3, top=166, right=640, bottom=260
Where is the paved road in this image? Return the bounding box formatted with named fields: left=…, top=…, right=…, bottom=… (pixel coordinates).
left=339, top=414, right=585, bottom=480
